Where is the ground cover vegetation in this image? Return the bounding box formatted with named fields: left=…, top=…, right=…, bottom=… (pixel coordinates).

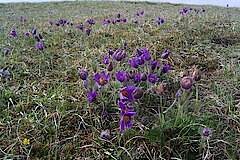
left=0, top=1, right=240, bottom=159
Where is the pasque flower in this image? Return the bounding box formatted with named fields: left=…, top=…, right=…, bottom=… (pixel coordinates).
left=94, top=71, right=110, bottom=86
left=162, top=64, right=172, bottom=73
left=102, top=56, right=109, bottom=64
left=119, top=101, right=136, bottom=132
left=116, top=70, right=126, bottom=82
left=78, top=69, right=88, bottom=80
left=113, top=49, right=126, bottom=61
left=87, top=91, right=98, bottom=102
left=36, top=42, right=44, bottom=51
left=133, top=73, right=141, bottom=82
left=120, top=86, right=136, bottom=102
left=181, top=76, right=193, bottom=89
left=151, top=61, right=158, bottom=70
left=86, top=29, right=91, bottom=36
left=148, top=73, right=159, bottom=83
left=129, top=57, right=139, bottom=68
left=161, top=50, right=171, bottom=59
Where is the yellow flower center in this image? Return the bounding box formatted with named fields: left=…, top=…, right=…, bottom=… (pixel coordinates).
left=121, top=90, right=129, bottom=97
left=123, top=116, right=130, bottom=123
left=99, top=78, right=106, bottom=85
left=150, top=77, right=155, bottom=81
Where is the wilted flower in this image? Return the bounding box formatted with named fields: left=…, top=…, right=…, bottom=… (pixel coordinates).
left=78, top=69, right=88, bottom=80
left=129, top=57, right=139, bottom=68
left=154, top=82, right=169, bottom=96
left=120, top=86, right=136, bottom=102
left=107, top=62, right=114, bottom=71
left=148, top=73, right=159, bottom=83
left=36, top=42, right=44, bottom=51
left=161, top=50, right=171, bottom=59
left=181, top=76, right=193, bottom=89
left=140, top=73, right=147, bottom=81
left=116, top=70, right=126, bottom=82
left=39, top=34, right=43, bottom=39
left=151, top=61, right=158, bottom=70
left=94, top=71, right=110, bottom=86
left=162, top=64, right=172, bottom=73
left=126, top=70, right=135, bottom=79
left=87, top=91, right=98, bottom=102
left=192, top=68, right=201, bottom=81
left=86, top=29, right=91, bottom=36
left=133, top=87, right=143, bottom=99
left=119, top=101, right=136, bottom=132
left=201, top=127, right=212, bottom=137
left=100, top=129, right=110, bottom=140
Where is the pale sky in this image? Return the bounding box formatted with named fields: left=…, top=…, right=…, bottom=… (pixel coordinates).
left=0, top=0, right=240, bottom=7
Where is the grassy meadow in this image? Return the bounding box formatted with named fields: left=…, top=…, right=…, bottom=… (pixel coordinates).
left=0, top=1, right=240, bottom=159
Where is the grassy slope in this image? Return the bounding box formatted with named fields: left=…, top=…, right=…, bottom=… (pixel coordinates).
left=0, top=1, right=239, bottom=159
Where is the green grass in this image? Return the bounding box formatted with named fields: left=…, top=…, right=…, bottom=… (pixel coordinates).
left=0, top=1, right=239, bottom=159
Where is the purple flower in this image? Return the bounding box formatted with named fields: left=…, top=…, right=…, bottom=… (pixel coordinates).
left=133, top=19, right=139, bottom=24
left=87, top=91, right=98, bottom=102
left=151, top=61, right=158, bottom=70
left=140, top=11, right=144, bottom=15
left=119, top=101, right=136, bottom=132
left=136, top=12, right=140, bottom=16
left=162, top=64, right=172, bottom=73
left=86, top=29, right=91, bottom=36
left=108, top=49, right=114, bottom=56
left=124, top=42, right=128, bottom=47
left=161, top=50, right=171, bottom=59
left=58, top=20, right=64, bottom=24
left=113, top=49, right=126, bottom=61
left=5, top=49, right=10, bottom=54
left=78, top=69, right=88, bottom=80
left=136, top=55, right=145, bottom=65
left=158, top=18, right=164, bottom=25
left=102, top=57, right=110, bottom=64
left=48, top=11, right=53, bottom=14
left=120, top=86, right=136, bottom=102
left=201, top=127, right=212, bottom=137
left=121, top=18, right=127, bottom=23
left=35, top=36, right=40, bottom=42
left=133, top=73, right=141, bottom=82
left=129, top=57, right=139, bottom=68
left=94, top=71, right=110, bottom=86
left=87, top=19, right=95, bottom=25
left=116, top=19, right=121, bottom=23
left=116, top=70, right=126, bottom=82
left=49, top=21, right=53, bottom=25
left=176, top=89, right=182, bottom=98
left=0, top=69, right=3, bottom=76
left=117, top=13, right=121, bottom=18
left=10, top=30, right=17, bottom=37
left=142, top=48, right=151, bottom=61
left=32, top=28, right=37, bottom=35
left=24, top=32, right=31, bottom=36
left=102, top=20, right=110, bottom=24
left=148, top=74, right=159, bottom=83
left=202, top=8, right=206, bottom=12
left=111, top=19, right=116, bottom=24
left=181, top=76, right=193, bottom=90
left=76, top=24, right=83, bottom=30
left=36, top=42, right=44, bottom=51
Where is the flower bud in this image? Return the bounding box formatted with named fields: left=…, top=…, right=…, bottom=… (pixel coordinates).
left=181, top=76, right=193, bottom=89
left=201, top=127, right=212, bottom=137
left=107, top=62, right=113, bottom=71
left=133, top=87, right=143, bottom=99
left=78, top=70, right=88, bottom=80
